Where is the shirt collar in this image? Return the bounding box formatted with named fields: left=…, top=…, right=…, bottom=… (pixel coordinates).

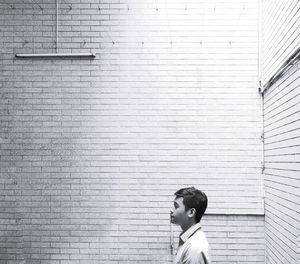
left=180, top=222, right=202, bottom=243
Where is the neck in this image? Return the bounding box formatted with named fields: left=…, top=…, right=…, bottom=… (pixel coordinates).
left=181, top=220, right=197, bottom=233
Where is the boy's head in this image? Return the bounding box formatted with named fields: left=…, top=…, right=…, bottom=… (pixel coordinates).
left=170, top=187, right=207, bottom=227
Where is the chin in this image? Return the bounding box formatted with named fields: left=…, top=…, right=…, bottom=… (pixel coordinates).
left=170, top=217, right=175, bottom=224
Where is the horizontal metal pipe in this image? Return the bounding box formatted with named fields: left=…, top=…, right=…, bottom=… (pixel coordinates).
left=15, top=53, right=96, bottom=58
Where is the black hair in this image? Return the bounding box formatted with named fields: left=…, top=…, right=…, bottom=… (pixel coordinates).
left=174, top=187, right=208, bottom=222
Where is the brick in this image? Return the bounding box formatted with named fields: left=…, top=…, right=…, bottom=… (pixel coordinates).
left=0, top=0, right=276, bottom=263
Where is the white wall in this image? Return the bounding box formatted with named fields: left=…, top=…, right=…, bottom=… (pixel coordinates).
left=263, top=61, right=300, bottom=264
left=262, top=0, right=300, bottom=82
left=0, top=0, right=264, bottom=263
left=262, top=0, right=300, bottom=263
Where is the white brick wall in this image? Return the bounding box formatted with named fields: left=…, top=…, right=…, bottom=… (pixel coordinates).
left=263, top=62, right=300, bottom=264
left=262, top=1, right=300, bottom=263
left=262, top=0, right=300, bottom=82
left=0, top=0, right=264, bottom=263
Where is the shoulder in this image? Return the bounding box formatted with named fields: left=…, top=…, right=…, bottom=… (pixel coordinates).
left=185, top=230, right=210, bottom=257
left=189, top=229, right=209, bottom=247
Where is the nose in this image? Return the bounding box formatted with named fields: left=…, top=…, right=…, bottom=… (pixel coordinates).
left=170, top=209, right=173, bottom=214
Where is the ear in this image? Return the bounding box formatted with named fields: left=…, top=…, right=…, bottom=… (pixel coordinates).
left=188, top=208, right=196, bottom=219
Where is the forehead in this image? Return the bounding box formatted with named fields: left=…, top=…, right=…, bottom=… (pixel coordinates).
left=174, top=196, right=184, bottom=206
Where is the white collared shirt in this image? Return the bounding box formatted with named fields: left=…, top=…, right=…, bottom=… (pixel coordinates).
left=174, top=223, right=211, bottom=264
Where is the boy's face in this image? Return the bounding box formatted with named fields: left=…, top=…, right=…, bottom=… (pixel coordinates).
left=170, top=197, right=189, bottom=226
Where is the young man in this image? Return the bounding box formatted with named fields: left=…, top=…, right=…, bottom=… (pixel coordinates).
left=170, top=187, right=211, bottom=264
